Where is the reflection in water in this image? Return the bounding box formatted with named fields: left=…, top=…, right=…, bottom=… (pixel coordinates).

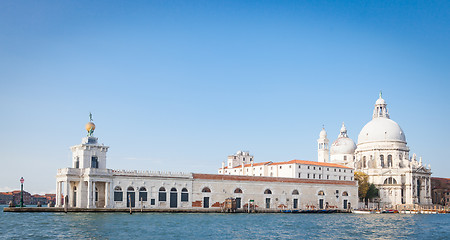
left=0, top=208, right=449, bottom=239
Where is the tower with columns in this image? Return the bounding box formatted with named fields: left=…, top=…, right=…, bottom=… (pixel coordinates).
left=56, top=115, right=113, bottom=208
left=317, top=128, right=329, bottom=163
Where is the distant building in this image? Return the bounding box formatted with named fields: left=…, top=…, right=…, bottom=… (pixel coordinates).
left=0, top=191, right=32, bottom=205
left=31, top=194, right=49, bottom=205
left=0, top=192, right=13, bottom=204
left=431, top=177, right=450, bottom=206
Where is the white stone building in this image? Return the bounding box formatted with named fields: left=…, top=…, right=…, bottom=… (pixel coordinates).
left=56, top=120, right=358, bottom=211
left=325, top=94, right=432, bottom=207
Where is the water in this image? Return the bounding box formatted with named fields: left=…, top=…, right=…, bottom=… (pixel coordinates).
left=1, top=207, right=449, bottom=239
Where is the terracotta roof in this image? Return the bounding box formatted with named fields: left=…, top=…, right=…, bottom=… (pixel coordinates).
left=222, top=161, right=272, bottom=169
left=193, top=173, right=356, bottom=186
left=270, top=160, right=352, bottom=169
left=221, top=160, right=351, bottom=170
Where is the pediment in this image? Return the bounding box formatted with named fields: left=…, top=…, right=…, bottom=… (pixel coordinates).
left=413, top=166, right=431, bottom=174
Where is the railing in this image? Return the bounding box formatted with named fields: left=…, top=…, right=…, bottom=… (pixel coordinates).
left=112, top=169, right=191, bottom=178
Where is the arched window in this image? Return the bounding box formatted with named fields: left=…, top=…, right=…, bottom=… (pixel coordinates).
left=342, top=191, right=348, bottom=196
left=344, top=156, right=347, bottom=161
left=127, top=186, right=134, bottom=191
left=139, top=187, right=147, bottom=202
left=318, top=190, right=325, bottom=196
left=74, top=157, right=80, bottom=168
left=171, top=188, right=177, bottom=192
left=159, top=187, right=166, bottom=202
left=264, top=189, right=272, bottom=194
left=363, top=156, right=367, bottom=168
left=380, top=155, right=385, bottom=168
left=384, top=177, right=397, bottom=185
left=292, top=190, right=299, bottom=195
left=202, top=187, right=211, bottom=193
left=234, top=188, right=243, bottom=193
left=91, top=156, right=98, bottom=168
left=181, top=188, right=189, bottom=202
left=114, top=186, right=123, bottom=201
left=387, top=155, right=393, bottom=167
left=95, top=187, right=99, bottom=201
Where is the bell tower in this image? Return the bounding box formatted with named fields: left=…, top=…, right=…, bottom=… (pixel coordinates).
left=71, top=113, right=109, bottom=169
left=317, top=127, right=329, bottom=162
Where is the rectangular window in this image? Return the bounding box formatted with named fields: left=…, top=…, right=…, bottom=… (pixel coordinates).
left=298, top=173, right=301, bottom=178
left=151, top=199, right=155, bottom=205
left=327, top=168, right=329, bottom=171
left=159, top=192, right=166, bottom=202
left=139, top=192, right=147, bottom=201
left=307, top=174, right=310, bottom=178
left=327, top=175, right=329, bottom=180
left=339, top=176, right=341, bottom=180
left=308, top=166, right=310, bottom=169
left=181, top=192, right=188, bottom=202
left=313, top=167, right=316, bottom=170
left=265, top=198, right=271, bottom=209
left=313, top=174, right=315, bottom=179
left=114, top=192, right=123, bottom=201
left=91, top=156, right=98, bottom=168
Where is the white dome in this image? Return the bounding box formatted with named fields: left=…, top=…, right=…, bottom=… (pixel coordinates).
left=376, top=97, right=386, bottom=105
left=358, top=117, right=406, bottom=144
left=319, top=128, right=327, bottom=138
left=331, top=137, right=356, bottom=155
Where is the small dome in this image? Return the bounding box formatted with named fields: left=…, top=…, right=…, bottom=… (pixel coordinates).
left=331, top=122, right=355, bottom=154
left=376, top=97, right=386, bottom=105
left=358, top=118, right=406, bottom=144
left=331, top=137, right=356, bottom=155
left=85, top=122, right=96, bottom=133
left=319, top=128, right=327, bottom=138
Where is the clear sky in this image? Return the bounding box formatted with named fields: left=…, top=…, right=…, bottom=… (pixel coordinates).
left=0, top=1, right=449, bottom=194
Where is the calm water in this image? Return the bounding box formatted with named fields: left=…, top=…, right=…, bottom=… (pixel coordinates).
left=1, top=207, right=449, bottom=239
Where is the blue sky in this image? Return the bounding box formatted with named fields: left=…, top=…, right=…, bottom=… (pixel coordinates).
left=0, top=1, right=449, bottom=194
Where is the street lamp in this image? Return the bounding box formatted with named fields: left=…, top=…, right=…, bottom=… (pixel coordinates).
left=20, top=177, right=24, bottom=207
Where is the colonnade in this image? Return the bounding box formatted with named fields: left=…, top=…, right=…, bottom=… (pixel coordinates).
left=56, top=180, right=111, bottom=208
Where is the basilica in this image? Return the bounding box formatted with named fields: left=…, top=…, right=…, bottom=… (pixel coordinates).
left=322, top=94, right=432, bottom=207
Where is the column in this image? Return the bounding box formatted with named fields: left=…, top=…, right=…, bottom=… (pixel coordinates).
left=77, top=181, right=83, bottom=208
left=64, top=181, right=69, bottom=207
left=104, top=182, right=109, bottom=208
left=87, top=181, right=92, bottom=208
left=92, top=181, right=96, bottom=208
left=56, top=181, right=61, bottom=207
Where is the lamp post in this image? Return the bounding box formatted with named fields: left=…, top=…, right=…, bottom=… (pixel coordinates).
left=20, top=177, right=24, bottom=207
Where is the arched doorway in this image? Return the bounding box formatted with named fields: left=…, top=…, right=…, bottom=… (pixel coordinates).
left=127, top=187, right=135, bottom=208
left=72, top=186, right=77, bottom=207
left=170, top=188, right=177, bottom=208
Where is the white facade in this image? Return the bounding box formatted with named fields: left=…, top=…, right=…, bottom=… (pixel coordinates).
left=218, top=152, right=354, bottom=181
left=56, top=121, right=358, bottom=211
left=327, top=94, right=432, bottom=207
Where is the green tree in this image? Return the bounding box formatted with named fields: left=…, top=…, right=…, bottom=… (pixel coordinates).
left=365, top=183, right=379, bottom=203
left=354, top=171, right=369, bottom=201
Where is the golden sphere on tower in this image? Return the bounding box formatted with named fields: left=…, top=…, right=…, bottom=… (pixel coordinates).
left=85, top=122, right=96, bottom=133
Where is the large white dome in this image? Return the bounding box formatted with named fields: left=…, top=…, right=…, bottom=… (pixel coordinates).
left=358, top=117, right=406, bottom=144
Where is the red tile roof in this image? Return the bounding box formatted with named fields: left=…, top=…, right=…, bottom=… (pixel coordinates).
left=271, top=160, right=352, bottom=169
left=193, top=173, right=356, bottom=186
left=223, top=161, right=272, bottom=169
left=221, top=159, right=351, bottom=170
